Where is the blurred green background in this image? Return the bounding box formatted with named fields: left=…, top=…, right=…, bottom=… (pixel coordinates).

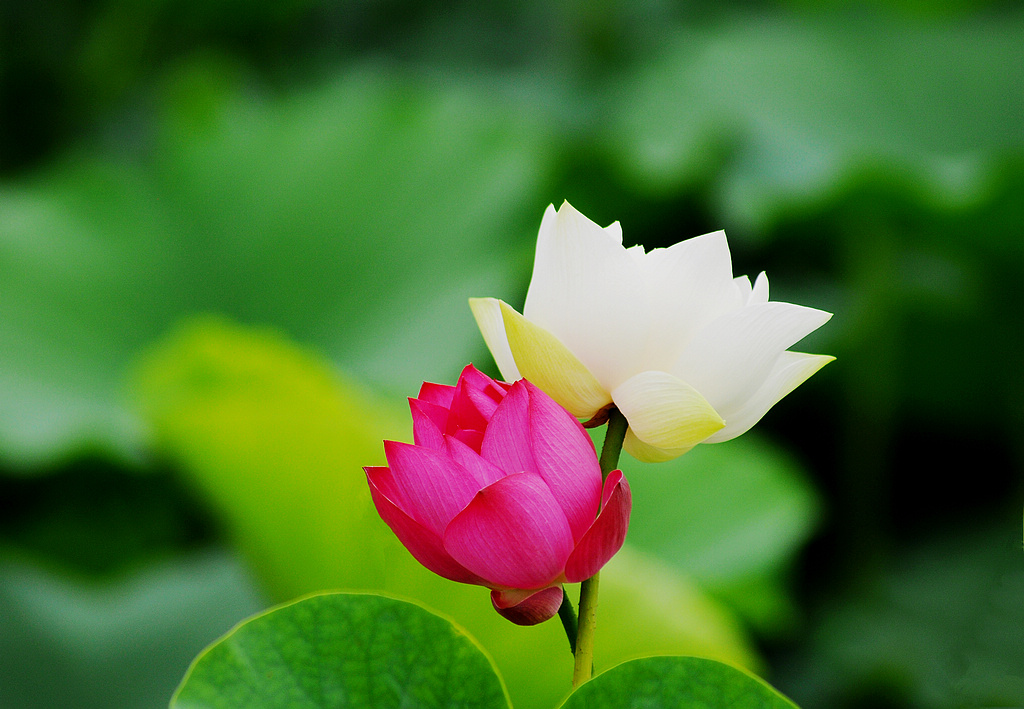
left=1, top=1, right=1022, bottom=707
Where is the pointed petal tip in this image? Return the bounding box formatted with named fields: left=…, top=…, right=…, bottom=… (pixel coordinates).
left=552, top=200, right=622, bottom=243
left=457, top=362, right=490, bottom=385
left=468, top=296, right=500, bottom=314
left=784, top=351, right=836, bottom=376
left=811, top=306, right=834, bottom=326
left=381, top=439, right=406, bottom=459
left=702, top=351, right=835, bottom=444
left=686, top=228, right=730, bottom=253
left=470, top=297, right=522, bottom=383
left=699, top=228, right=728, bottom=240
left=467, top=297, right=499, bottom=316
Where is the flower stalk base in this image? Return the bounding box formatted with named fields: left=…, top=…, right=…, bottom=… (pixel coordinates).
left=572, top=408, right=628, bottom=687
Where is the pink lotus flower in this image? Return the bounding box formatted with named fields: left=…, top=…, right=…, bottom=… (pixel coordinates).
left=365, top=364, right=631, bottom=625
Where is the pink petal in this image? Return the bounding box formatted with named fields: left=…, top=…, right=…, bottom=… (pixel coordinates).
left=521, top=380, right=603, bottom=542
left=448, top=364, right=509, bottom=433
left=479, top=381, right=537, bottom=476
left=443, top=471, right=574, bottom=589
left=449, top=377, right=491, bottom=434
left=442, top=435, right=507, bottom=489
left=409, top=398, right=447, bottom=450
left=452, top=428, right=484, bottom=452
left=491, top=586, right=564, bottom=626
left=418, top=382, right=456, bottom=408
left=564, top=470, right=632, bottom=583
left=382, top=441, right=483, bottom=536
left=458, top=364, right=505, bottom=398
left=462, top=380, right=503, bottom=421
left=363, top=465, right=405, bottom=510
left=365, top=468, right=485, bottom=585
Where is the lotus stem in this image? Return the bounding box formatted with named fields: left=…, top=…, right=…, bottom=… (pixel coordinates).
left=572, top=408, right=627, bottom=687
left=557, top=589, right=578, bottom=655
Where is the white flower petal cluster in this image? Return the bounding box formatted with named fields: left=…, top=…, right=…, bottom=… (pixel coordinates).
left=471, top=201, right=834, bottom=463
left=468, top=200, right=831, bottom=465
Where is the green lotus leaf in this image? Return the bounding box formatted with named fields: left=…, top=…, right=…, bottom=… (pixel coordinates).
left=171, top=592, right=510, bottom=709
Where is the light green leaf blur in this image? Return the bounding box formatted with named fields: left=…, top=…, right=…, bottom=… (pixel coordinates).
left=0, top=66, right=548, bottom=466
left=618, top=434, right=820, bottom=632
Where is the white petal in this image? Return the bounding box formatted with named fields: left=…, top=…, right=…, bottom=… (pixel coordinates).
left=632, top=231, right=745, bottom=371
left=611, top=370, right=725, bottom=454
left=704, top=352, right=835, bottom=442
left=673, top=301, right=832, bottom=415
left=625, top=244, right=646, bottom=264
left=469, top=297, right=521, bottom=382
left=749, top=271, right=769, bottom=304
left=733, top=275, right=753, bottom=302
left=523, top=201, right=650, bottom=389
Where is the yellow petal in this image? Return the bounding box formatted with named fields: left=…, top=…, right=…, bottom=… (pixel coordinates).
left=499, top=301, right=611, bottom=419
left=622, top=429, right=693, bottom=463
left=612, top=370, right=725, bottom=456
left=468, top=297, right=521, bottom=382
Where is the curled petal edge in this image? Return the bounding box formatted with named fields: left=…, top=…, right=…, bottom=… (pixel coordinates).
left=491, top=586, right=564, bottom=626
left=365, top=468, right=485, bottom=586
left=564, top=469, right=632, bottom=583
left=622, top=429, right=692, bottom=463
left=705, top=351, right=836, bottom=443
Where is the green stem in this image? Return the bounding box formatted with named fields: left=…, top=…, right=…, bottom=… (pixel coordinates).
left=573, top=573, right=599, bottom=685
left=557, top=588, right=578, bottom=655
left=572, top=408, right=627, bottom=687
left=598, top=408, right=628, bottom=483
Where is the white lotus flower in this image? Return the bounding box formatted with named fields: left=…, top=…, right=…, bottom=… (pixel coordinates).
left=470, top=201, right=834, bottom=463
